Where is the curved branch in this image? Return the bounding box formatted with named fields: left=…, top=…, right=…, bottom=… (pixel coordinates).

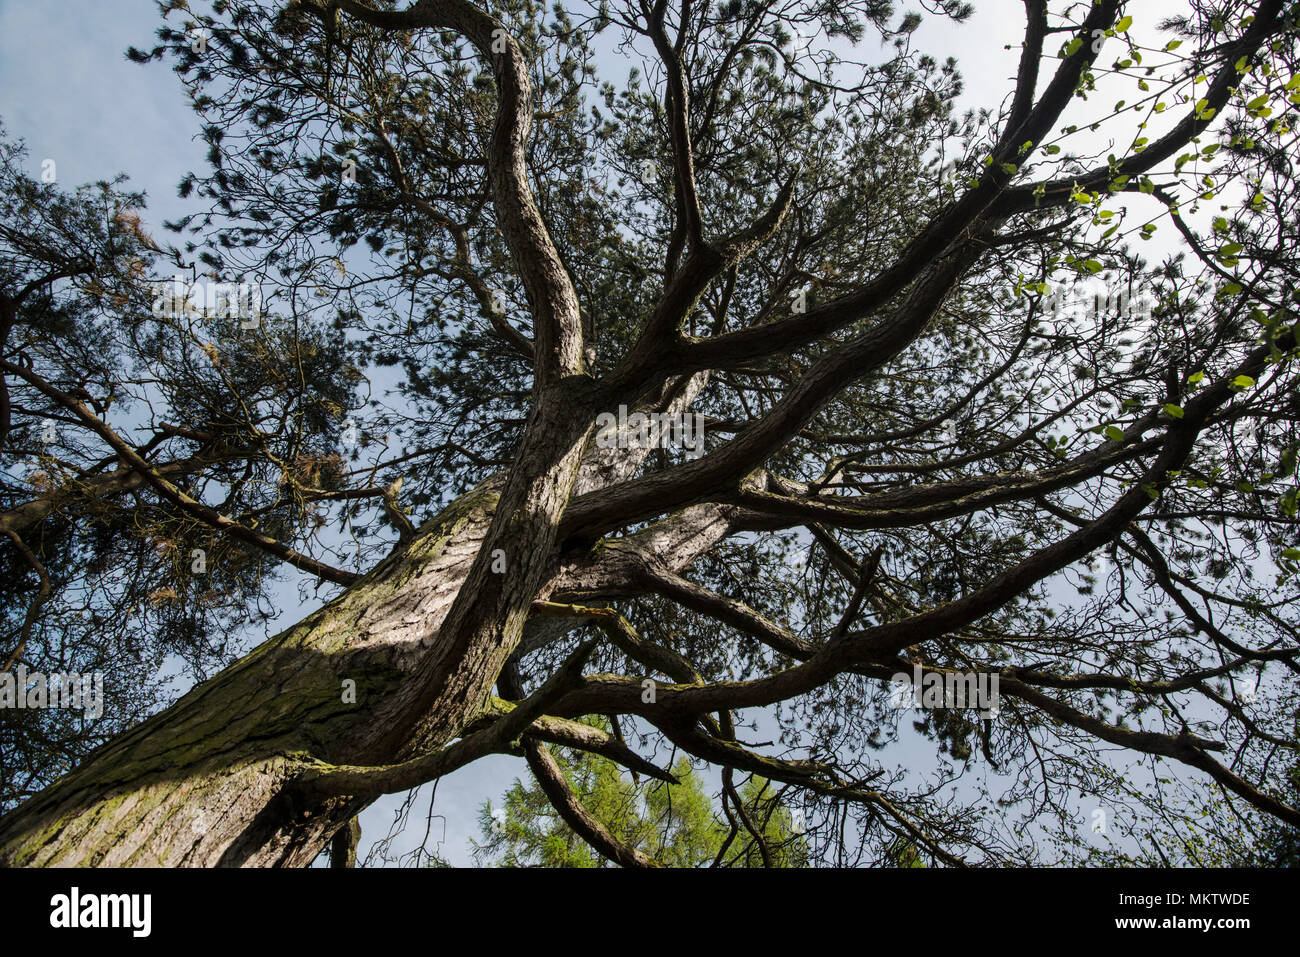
left=0, top=359, right=358, bottom=586
left=306, top=0, right=584, bottom=383
left=2, top=530, right=51, bottom=672
left=522, top=738, right=659, bottom=868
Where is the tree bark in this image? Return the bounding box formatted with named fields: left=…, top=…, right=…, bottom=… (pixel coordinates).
left=0, top=383, right=721, bottom=866
left=0, top=476, right=511, bottom=866
left=329, top=816, right=360, bottom=868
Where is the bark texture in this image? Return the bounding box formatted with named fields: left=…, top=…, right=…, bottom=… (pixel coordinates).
left=0, top=480, right=504, bottom=865
left=0, top=382, right=724, bottom=866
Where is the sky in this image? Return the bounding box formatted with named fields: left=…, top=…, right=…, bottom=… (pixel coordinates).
left=0, top=0, right=1238, bottom=866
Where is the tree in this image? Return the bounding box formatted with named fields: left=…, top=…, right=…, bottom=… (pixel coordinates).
left=1, top=0, right=1299, bottom=867
left=472, top=725, right=807, bottom=867
left=0, top=117, right=361, bottom=817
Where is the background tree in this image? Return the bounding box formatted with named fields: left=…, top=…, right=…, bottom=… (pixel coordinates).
left=0, top=0, right=1298, bottom=867
left=471, top=719, right=807, bottom=866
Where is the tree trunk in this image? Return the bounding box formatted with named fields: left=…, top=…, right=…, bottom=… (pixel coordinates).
left=0, top=378, right=716, bottom=866
left=0, top=479, right=506, bottom=866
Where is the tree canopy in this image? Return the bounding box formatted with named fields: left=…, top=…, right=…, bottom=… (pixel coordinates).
left=1, top=0, right=1299, bottom=867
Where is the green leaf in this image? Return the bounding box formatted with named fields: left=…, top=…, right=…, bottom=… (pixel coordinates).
left=1282, top=488, right=1299, bottom=518
left=1163, top=403, right=1184, bottom=419
left=1104, top=425, right=1125, bottom=442
left=1116, top=15, right=1133, bottom=32
left=1232, top=375, right=1256, bottom=388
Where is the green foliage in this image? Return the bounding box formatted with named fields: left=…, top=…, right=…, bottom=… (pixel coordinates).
left=0, top=121, right=363, bottom=811
left=472, top=725, right=808, bottom=867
